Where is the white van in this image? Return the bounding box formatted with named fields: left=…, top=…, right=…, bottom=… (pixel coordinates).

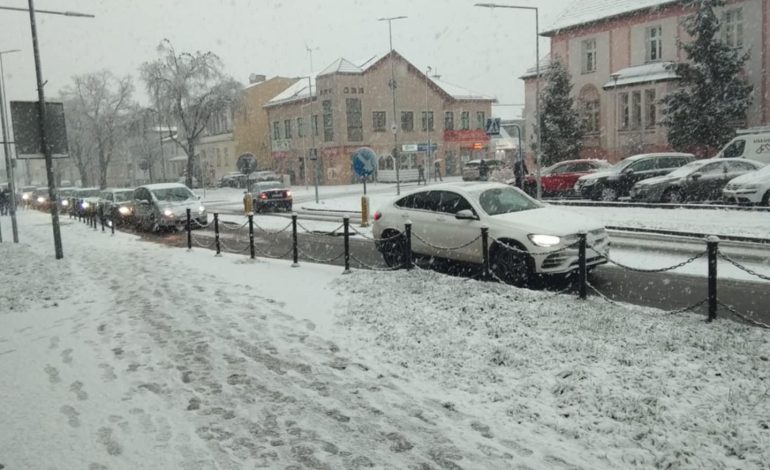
left=715, top=127, right=770, bottom=164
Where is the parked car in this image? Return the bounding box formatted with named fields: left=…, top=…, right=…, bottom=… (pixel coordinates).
left=32, top=187, right=51, bottom=210
left=219, top=173, right=247, bottom=188
left=251, top=180, right=292, bottom=212
left=574, top=153, right=695, bottom=201
left=714, top=127, right=770, bottom=165
left=56, top=187, right=77, bottom=212
left=248, top=170, right=280, bottom=183
left=372, top=182, right=609, bottom=285
left=523, top=159, right=611, bottom=197
left=630, top=158, right=765, bottom=203
left=462, top=159, right=505, bottom=181
left=98, top=188, right=135, bottom=226
left=131, top=183, right=207, bottom=232
left=19, top=185, right=37, bottom=207
left=723, top=163, right=770, bottom=205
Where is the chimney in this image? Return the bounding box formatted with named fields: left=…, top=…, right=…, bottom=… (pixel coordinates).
left=249, top=73, right=266, bottom=84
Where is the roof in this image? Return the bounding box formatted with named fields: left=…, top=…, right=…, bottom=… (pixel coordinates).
left=318, top=58, right=362, bottom=75
left=265, top=76, right=314, bottom=107
left=520, top=54, right=552, bottom=79
left=603, top=62, right=678, bottom=88
left=140, top=183, right=190, bottom=190
left=625, top=152, right=694, bottom=161
left=428, top=76, right=494, bottom=101
left=544, top=0, right=679, bottom=35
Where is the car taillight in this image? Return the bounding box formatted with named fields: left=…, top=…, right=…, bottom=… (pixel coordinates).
left=259, top=192, right=268, bottom=200
left=373, top=210, right=382, bottom=221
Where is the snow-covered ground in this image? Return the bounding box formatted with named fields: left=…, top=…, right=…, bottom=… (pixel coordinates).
left=2, top=212, right=769, bottom=469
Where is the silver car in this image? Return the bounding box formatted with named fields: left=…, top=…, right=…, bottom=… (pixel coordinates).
left=132, top=183, right=207, bottom=232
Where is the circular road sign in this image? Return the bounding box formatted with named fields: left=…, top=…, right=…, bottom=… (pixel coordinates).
left=236, top=153, right=258, bottom=174
left=352, top=147, right=377, bottom=177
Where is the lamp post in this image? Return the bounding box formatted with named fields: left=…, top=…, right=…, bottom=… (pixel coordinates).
left=610, top=72, right=620, bottom=161
left=303, top=76, right=319, bottom=203
left=378, top=15, right=407, bottom=195
left=475, top=3, right=541, bottom=199
left=0, top=49, right=20, bottom=243
left=425, top=66, right=432, bottom=182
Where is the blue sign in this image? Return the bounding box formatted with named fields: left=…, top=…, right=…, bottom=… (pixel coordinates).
left=417, top=143, right=438, bottom=152
left=352, top=147, right=377, bottom=177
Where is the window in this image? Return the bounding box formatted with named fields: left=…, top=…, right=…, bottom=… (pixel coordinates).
left=421, top=111, right=434, bottom=132
left=401, top=111, right=414, bottom=132
left=284, top=119, right=292, bottom=139
left=627, top=158, right=656, bottom=172
left=373, top=111, right=386, bottom=132
left=436, top=191, right=473, bottom=214
left=476, top=112, right=485, bottom=130
left=631, top=91, right=642, bottom=130
left=722, top=8, right=744, bottom=48
left=728, top=161, right=758, bottom=172
left=322, top=100, right=333, bottom=142
left=619, top=92, right=630, bottom=130
left=346, top=98, right=363, bottom=142
left=312, top=115, right=319, bottom=137
left=646, top=25, right=663, bottom=62
left=722, top=139, right=746, bottom=158
left=582, top=39, right=597, bottom=73
left=272, top=121, right=281, bottom=140
left=460, top=111, right=470, bottom=130
left=645, top=89, right=657, bottom=128
left=444, top=111, right=454, bottom=131
left=297, top=117, right=304, bottom=138
left=579, top=85, right=601, bottom=134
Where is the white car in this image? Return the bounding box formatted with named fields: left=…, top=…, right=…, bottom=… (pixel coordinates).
left=722, top=164, right=770, bottom=205
left=372, top=182, right=609, bottom=284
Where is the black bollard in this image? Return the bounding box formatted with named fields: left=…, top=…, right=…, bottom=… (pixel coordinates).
left=291, top=213, right=299, bottom=267
left=481, top=226, right=490, bottom=281
left=214, top=213, right=221, bottom=256
left=707, top=236, right=719, bottom=322
left=404, top=222, right=413, bottom=270
left=578, top=231, right=587, bottom=300
left=186, top=208, right=192, bottom=251
left=343, top=216, right=351, bottom=274
left=248, top=213, right=255, bottom=260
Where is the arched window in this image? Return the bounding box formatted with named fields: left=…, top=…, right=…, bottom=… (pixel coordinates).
left=579, top=85, right=601, bottom=134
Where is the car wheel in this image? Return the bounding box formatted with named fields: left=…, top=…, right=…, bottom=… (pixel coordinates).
left=762, top=191, right=770, bottom=207
left=491, top=240, right=533, bottom=286
left=662, top=188, right=684, bottom=203
left=379, top=230, right=406, bottom=267
left=600, top=187, right=618, bottom=201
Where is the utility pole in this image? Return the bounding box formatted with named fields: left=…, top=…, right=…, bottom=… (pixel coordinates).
left=378, top=15, right=407, bottom=195
left=0, top=49, right=20, bottom=243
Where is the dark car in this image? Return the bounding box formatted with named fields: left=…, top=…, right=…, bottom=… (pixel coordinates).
left=57, top=187, right=77, bottom=213
left=574, top=153, right=695, bottom=201
left=251, top=180, right=292, bottom=212
left=72, top=188, right=102, bottom=217
left=98, top=188, right=135, bottom=226
left=630, top=158, right=765, bottom=203
left=524, top=159, right=611, bottom=197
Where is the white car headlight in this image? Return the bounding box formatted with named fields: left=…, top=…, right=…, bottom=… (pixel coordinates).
left=741, top=184, right=758, bottom=190
left=61, top=200, right=69, bottom=207
left=81, top=201, right=90, bottom=209
left=22, top=194, right=30, bottom=200
left=528, top=234, right=561, bottom=247
left=37, top=196, right=45, bottom=203
left=163, top=208, right=174, bottom=217
left=198, top=205, right=206, bottom=214
left=118, top=206, right=131, bottom=216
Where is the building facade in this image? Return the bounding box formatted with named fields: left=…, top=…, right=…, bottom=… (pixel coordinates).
left=264, top=51, right=495, bottom=185
left=523, top=0, right=770, bottom=163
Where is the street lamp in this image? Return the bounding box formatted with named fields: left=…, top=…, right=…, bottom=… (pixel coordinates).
left=0, top=48, right=20, bottom=243
left=475, top=3, right=542, bottom=199
left=378, top=15, right=407, bottom=195
left=298, top=75, right=319, bottom=203
left=425, top=65, right=432, bottom=182
left=610, top=72, right=620, bottom=161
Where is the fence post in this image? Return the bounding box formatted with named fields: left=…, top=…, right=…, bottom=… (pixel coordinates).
left=214, top=213, right=221, bottom=256
left=186, top=209, right=192, bottom=251
left=404, top=221, right=413, bottom=270
left=707, top=235, right=719, bottom=322
left=100, top=211, right=105, bottom=232
left=110, top=217, right=115, bottom=236
left=92, top=214, right=97, bottom=230
left=248, top=213, right=255, bottom=260
left=291, top=213, right=299, bottom=267
left=481, top=226, right=490, bottom=281
left=578, top=231, right=587, bottom=300
left=343, top=216, right=351, bottom=274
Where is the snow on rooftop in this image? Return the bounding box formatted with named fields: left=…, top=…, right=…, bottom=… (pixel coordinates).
left=603, top=61, right=678, bottom=88
left=520, top=54, right=552, bottom=79
left=265, top=75, right=314, bottom=106
left=545, top=0, right=679, bottom=35
left=318, top=57, right=363, bottom=75
left=429, top=76, right=495, bottom=101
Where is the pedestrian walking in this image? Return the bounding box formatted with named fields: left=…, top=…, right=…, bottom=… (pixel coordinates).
left=434, top=160, right=443, bottom=182
left=417, top=164, right=426, bottom=185
left=479, top=159, right=489, bottom=181
left=0, top=188, right=8, bottom=216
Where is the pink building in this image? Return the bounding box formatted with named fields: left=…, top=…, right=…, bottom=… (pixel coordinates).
left=522, top=0, right=770, bottom=163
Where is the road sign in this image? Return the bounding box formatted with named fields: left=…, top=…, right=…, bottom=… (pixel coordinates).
left=10, top=101, right=69, bottom=159
left=352, top=147, right=377, bottom=177
left=236, top=153, right=257, bottom=174
left=485, top=117, right=501, bottom=136
left=401, top=144, right=418, bottom=152
left=308, top=148, right=318, bottom=161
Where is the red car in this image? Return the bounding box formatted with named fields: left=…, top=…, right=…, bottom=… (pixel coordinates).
left=524, top=159, right=611, bottom=197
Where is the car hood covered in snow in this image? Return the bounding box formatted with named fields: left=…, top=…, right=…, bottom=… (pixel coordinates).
left=490, top=206, right=604, bottom=236
left=728, top=170, right=770, bottom=186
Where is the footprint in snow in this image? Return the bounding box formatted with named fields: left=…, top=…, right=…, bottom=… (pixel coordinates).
left=60, top=405, right=81, bottom=428
left=44, top=365, right=61, bottom=384
left=69, top=381, right=89, bottom=401
left=61, top=348, right=73, bottom=364
left=96, top=427, right=123, bottom=456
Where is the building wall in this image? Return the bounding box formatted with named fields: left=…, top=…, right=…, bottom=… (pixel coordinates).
left=266, top=53, right=493, bottom=185
left=524, top=0, right=769, bottom=163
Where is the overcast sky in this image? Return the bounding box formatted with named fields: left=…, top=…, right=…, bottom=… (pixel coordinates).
left=0, top=0, right=568, bottom=118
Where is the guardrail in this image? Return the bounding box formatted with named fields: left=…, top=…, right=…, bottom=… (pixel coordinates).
left=65, top=207, right=770, bottom=329
left=545, top=199, right=770, bottom=212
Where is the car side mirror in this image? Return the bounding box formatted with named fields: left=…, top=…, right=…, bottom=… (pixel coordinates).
left=455, top=209, right=478, bottom=221
left=624, top=168, right=635, bottom=175
left=690, top=173, right=702, bottom=181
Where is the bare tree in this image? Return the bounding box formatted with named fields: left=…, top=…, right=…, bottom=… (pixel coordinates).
left=61, top=96, right=98, bottom=187
left=61, top=71, right=135, bottom=188
left=140, top=39, right=241, bottom=187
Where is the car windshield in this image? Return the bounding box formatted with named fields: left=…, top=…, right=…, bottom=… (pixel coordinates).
left=477, top=187, right=542, bottom=215
left=78, top=190, right=100, bottom=198
left=152, top=187, right=195, bottom=201
left=667, top=160, right=711, bottom=178
left=256, top=181, right=285, bottom=191
left=608, top=158, right=637, bottom=172
left=114, top=191, right=133, bottom=202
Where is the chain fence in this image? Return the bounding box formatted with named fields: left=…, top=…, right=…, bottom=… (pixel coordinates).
left=589, top=244, right=706, bottom=273
left=718, top=251, right=770, bottom=282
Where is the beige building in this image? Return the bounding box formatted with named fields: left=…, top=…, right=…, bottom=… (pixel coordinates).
left=523, top=0, right=770, bottom=163
left=264, top=51, right=495, bottom=185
